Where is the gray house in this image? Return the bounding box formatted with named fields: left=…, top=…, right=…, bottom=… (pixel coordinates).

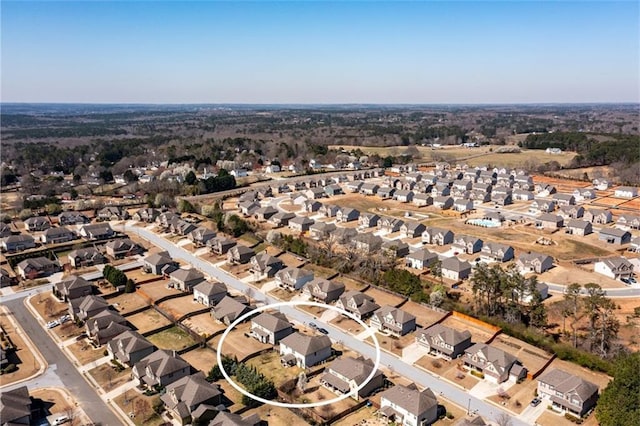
left=132, top=350, right=191, bottom=388
left=422, top=227, right=454, bottom=245
left=212, top=296, right=252, bottom=325
left=517, top=252, right=554, bottom=274
left=599, top=228, right=632, bottom=245
left=193, top=281, right=227, bottom=307
left=161, top=372, right=222, bottom=425
left=463, top=343, right=527, bottom=384
left=379, top=384, right=438, bottom=426
left=309, top=221, right=336, bottom=240
left=358, top=213, right=380, bottom=229
left=433, top=196, right=454, bottom=210
left=24, top=216, right=51, bottom=232
left=369, top=306, right=416, bottom=336
left=170, top=268, right=206, bottom=292
left=416, top=323, right=472, bottom=360
left=479, top=242, right=514, bottom=263
left=280, top=333, right=332, bottom=368
left=537, top=369, right=599, bottom=417
left=400, top=221, right=426, bottom=239
left=441, top=257, right=472, bottom=281
left=413, top=193, right=434, bottom=207
left=584, top=209, right=613, bottom=224
left=320, top=356, right=384, bottom=401
left=207, top=236, right=237, bottom=255
left=336, top=207, right=360, bottom=223
left=453, top=235, right=483, bottom=254
left=144, top=252, right=179, bottom=275
left=381, top=240, right=410, bottom=258
left=406, top=248, right=438, bottom=270
left=107, top=330, right=155, bottom=366
left=353, top=233, right=384, bottom=254
left=378, top=217, right=404, bottom=233
left=566, top=220, right=593, bottom=236
left=58, top=211, right=91, bottom=226
left=249, top=253, right=283, bottom=277
left=68, top=247, right=107, bottom=268
left=54, top=275, right=93, bottom=301
left=288, top=215, right=315, bottom=233
left=41, top=227, right=75, bottom=244
left=250, top=312, right=293, bottom=344
left=536, top=214, right=564, bottom=230
left=269, top=211, right=296, bottom=227
left=1, top=234, right=36, bottom=252
left=302, top=278, right=345, bottom=303
left=336, top=291, right=380, bottom=320
left=275, top=267, right=315, bottom=291
left=227, top=245, right=255, bottom=264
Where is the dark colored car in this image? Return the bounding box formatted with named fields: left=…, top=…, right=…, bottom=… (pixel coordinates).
left=530, top=398, right=542, bottom=407
left=318, top=328, right=329, bottom=335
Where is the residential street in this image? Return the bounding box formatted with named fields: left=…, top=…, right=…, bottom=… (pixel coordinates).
left=125, top=223, right=532, bottom=426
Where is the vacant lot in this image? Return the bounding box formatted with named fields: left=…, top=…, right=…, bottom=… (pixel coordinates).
left=109, top=292, right=148, bottom=315
left=440, top=316, right=496, bottom=345
left=210, top=322, right=271, bottom=360
left=593, top=196, right=627, bottom=208
left=124, top=267, right=151, bottom=283
left=31, top=291, right=68, bottom=320
left=366, top=332, right=415, bottom=357
left=277, top=252, right=307, bottom=269
left=241, top=404, right=309, bottom=426
left=336, top=276, right=368, bottom=292
left=219, top=261, right=252, bottom=278
left=330, top=316, right=365, bottom=335
left=618, top=197, right=640, bottom=211
left=157, top=295, right=203, bottom=320
left=490, top=335, right=554, bottom=377
left=113, top=391, right=163, bottom=426
left=181, top=347, right=218, bottom=374
left=268, top=287, right=297, bottom=301
left=181, top=313, right=226, bottom=339
left=363, top=287, right=405, bottom=308
left=301, top=375, right=360, bottom=420
left=146, top=326, right=197, bottom=351
left=67, top=340, right=105, bottom=365
left=302, top=263, right=337, bottom=279
left=87, top=363, right=131, bottom=392
left=136, top=279, right=181, bottom=303
left=401, top=301, right=448, bottom=329
left=126, top=309, right=172, bottom=334
left=246, top=350, right=302, bottom=387
left=540, top=264, right=624, bottom=289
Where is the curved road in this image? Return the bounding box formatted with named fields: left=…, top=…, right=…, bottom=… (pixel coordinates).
left=2, top=296, right=124, bottom=426
left=125, top=223, right=531, bottom=426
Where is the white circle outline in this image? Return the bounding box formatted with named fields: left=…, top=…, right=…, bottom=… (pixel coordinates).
left=216, top=300, right=381, bottom=408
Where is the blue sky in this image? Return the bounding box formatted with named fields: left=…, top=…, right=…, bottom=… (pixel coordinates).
left=1, top=1, right=638, bottom=103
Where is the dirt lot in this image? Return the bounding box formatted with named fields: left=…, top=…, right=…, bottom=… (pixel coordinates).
left=0, top=312, right=41, bottom=385
left=540, top=264, right=626, bottom=289
left=67, top=340, right=105, bottom=365
left=146, top=326, right=197, bottom=351
left=439, top=316, right=496, bottom=344
left=31, top=388, right=74, bottom=415
left=157, top=295, right=203, bottom=320
left=366, top=332, right=415, bottom=357
left=330, top=316, right=365, bottom=335
left=87, top=362, right=131, bottom=392
left=277, top=252, right=307, bottom=269
left=109, top=292, right=149, bottom=315
left=336, top=276, right=368, bottom=292
left=490, top=334, right=554, bottom=377
left=487, top=377, right=538, bottom=414
left=241, top=404, right=310, bottom=426
left=126, top=309, right=172, bottom=334
left=297, top=304, right=327, bottom=317
left=300, top=375, right=360, bottom=420
left=136, top=279, right=181, bottom=303
left=181, top=313, right=227, bottom=339
left=303, top=263, right=337, bottom=279
left=592, top=196, right=627, bottom=208
left=210, top=322, right=271, bottom=360
left=246, top=350, right=303, bottom=387
left=219, top=262, right=253, bottom=279
left=113, top=390, right=164, bottom=426
left=537, top=409, right=598, bottom=426
left=31, top=291, right=69, bottom=320
left=363, top=287, right=405, bottom=308
left=268, top=287, right=297, bottom=301
left=614, top=297, right=640, bottom=352
left=124, top=267, right=153, bottom=283
left=399, top=301, right=448, bottom=329
left=333, top=406, right=386, bottom=426
left=618, top=197, right=640, bottom=211
left=181, top=347, right=218, bottom=374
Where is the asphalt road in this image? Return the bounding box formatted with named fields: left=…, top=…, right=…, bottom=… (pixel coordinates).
left=3, top=297, right=124, bottom=426
left=126, top=224, right=531, bottom=426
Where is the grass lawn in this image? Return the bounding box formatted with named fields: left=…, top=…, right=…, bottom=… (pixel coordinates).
left=87, top=363, right=132, bottom=392
left=146, top=326, right=197, bottom=351
left=210, top=323, right=271, bottom=360
left=67, top=340, right=105, bottom=365
left=113, top=391, right=164, bottom=426
left=0, top=311, right=41, bottom=385
left=126, top=309, right=172, bottom=334
left=246, top=350, right=303, bottom=387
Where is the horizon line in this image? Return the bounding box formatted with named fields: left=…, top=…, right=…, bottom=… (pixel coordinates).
left=2, top=101, right=639, bottom=106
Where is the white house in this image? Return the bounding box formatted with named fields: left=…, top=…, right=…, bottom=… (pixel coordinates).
left=594, top=257, right=634, bottom=280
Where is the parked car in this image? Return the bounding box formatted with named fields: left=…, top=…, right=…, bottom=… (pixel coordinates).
left=53, top=415, right=70, bottom=425
left=318, top=328, right=329, bottom=335
left=46, top=320, right=59, bottom=329
left=629, top=276, right=637, bottom=285
left=308, top=322, right=318, bottom=329
left=59, top=314, right=71, bottom=324
left=530, top=398, right=542, bottom=407
left=621, top=278, right=631, bottom=285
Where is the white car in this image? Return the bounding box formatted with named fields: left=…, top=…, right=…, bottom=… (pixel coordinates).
left=46, top=320, right=60, bottom=329
left=53, top=415, right=70, bottom=425
left=59, top=315, right=71, bottom=324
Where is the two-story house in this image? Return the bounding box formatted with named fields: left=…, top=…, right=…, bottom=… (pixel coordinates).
left=422, top=227, right=454, bottom=246
left=452, top=235, right=483, bottom=254
left=275, top=267, right=315, bottom=291
left=463, top=343, right=527, bottom=383
left=24, top=216, right=51, bottom=232
left=537, top=369, right=599, bottom=417
left=160, top=372, right=222, bottom=425
left=320, top=356, right=384, bottom=401
left=302, top=278, right=345, bottom=304
left=336, top=291, right=380, bottom=320
left=441, top=257, right=472, bottom=281
left=517, top=252, right=554, bottom=274
left=212, top=296, right=252, bottom=325
left=107, top=330, right=156, bottom=366
left=405, top=249, right=439, bottom=270
left=249, top=253, right=283, bottom=278
left=105, top=238, right=142, bottom=259
left=479, top=242, right=514, bottom=263
left=379, top=384, right=438, bottom=426
left=132, top=350, right=191, bottom=389
left=40, top=227, right=75, bottom=244
left=400, top=222, right=426, bottom=239
left=16, top=257, right=59, bottom=280
left=416, top=324, right=472, bottom=360
left=170, top=268, right=206, bottom=292
left=594, top=257, right=634, bottom=280
left=280, top=333, right=332, bottom=368
left=227, top=246, right=256, bottom=265
left=250, top=312, right=293, bottom=345
left=207, top=236, right=237, bottom=255
left=144, top=251, right=179, bottom=275
left=309, top=222, right=336, bottom=240
left=370, top=306, right=416, bottom=336
left=193, top=281, right=227, bottom=307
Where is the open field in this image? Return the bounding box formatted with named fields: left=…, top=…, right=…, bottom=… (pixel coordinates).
left=440, top=316, right=496, bottom=344
left=109, top=292, right=149, bottom=315
left=67, top=340, right=105, bottom=365
left=618, top=197, right=640, bottom=211
left=181, top=347, right=217, bottom=374
left=400, top=302, right=448, bottom=328
left=592, top=196, right=628, bottom=208
left=490, top=334, right=554, bottom=377
left=614, top=297, right=640, bottom=352
left=157, top=295, right=203, bottom=319
left=146, top=326, right=197, bottom=351
left=181, top=313, right=227, bottom=338
left=113, top=391, right=164, bottom=426
left=366, top=332, right=415, bottom=357
left=87, top=363, right=131, bottom=392
left=210, top=322, right=271, bottom=359
left=246, top=350, right=303, bottom=387
left=126, top=309, right=172, bottom=334
left=363, top=287, right=405, bottom=308
left=136, top=279, right=181, bottom=303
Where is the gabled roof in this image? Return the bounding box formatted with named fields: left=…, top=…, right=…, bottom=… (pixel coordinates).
left=418, top=323, right=471, bottom=347
left=134, top=349, right=190, bottom=378
left=567, top=219, right=590, bottom=230
left=105, top=238, right=138, bottom=251
left=252, top=312, right=291, bottom=333
left=380, top=383, right=438, bottom=416
left=0, top=385, right=32, bottom=424
left=289, top=215, right=315, bottom=225
left=87, top=309, right=127, bottom=330
left=599, top=257, right=633, bottom=271
left=43, top=226, right=74, bottom=237
left=162, top=372, right=221, bottom=416
left=538, top=368, right=598, bottom=400
left=441, top=257, right=471, bottom=272
left=193, top=281, right=227, bottom=297
left=210, top=411, right=263, bottom=426
left=170, top=268, right=205, bottom=283
left=145, top=251, right=175, bottom=266
left=108, top=330, right=153, bottom=355
left=78, top=295, right=109, bottom=313
left=407, top=248, right=438, bottom=263
left=304, top=278, right=345, bottom=294
left=280, top=332, right=331, bottom=356
left=372, top=305, right=416, bottom=325
left=17, top=256, right=57, bottom=270
left=599, top=228, right=630, bottom=238
left=465, top=343, right=517, bottom=372
left=326, top=356, right=380, bottom=383
left=213, top=296, right=251, bottom=322
left=56, top=275, right=93, bottom=292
